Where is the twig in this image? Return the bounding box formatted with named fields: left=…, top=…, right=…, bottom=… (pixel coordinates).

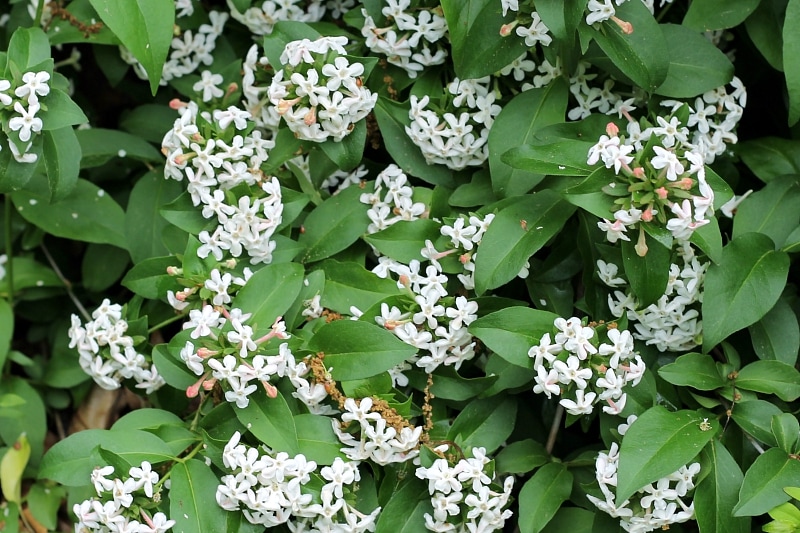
left=40, top=242, right=91, bottom=321
left=4, top=196, right=13, bottom=308
left=545, top=404, right=564, bottom=455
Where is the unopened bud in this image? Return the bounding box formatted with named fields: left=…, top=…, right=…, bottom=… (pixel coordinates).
left=635, top=227, right=648, bottom=257
left=606, top=122, right=619, bottom=137
left=304, top=106, right=317, bottom=126
left=169, top=98, right=187, bottom=110
left=655, top=187, right=668, bottom=200
left=166, top=266, right=182, bottom=276
left=499, top=21, right=519, bottom=37
left=611, top=16, right=633, bottom=34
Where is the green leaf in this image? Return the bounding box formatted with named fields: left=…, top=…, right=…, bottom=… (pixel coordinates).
left=784, top=0, right=800, bottom=125
left=518, top=462, right=573, bottom=533
left=683, top=0, right=761, bottom=30
left=298, top=184, right=369, bottom=262
left=318, top=259, right=401, bottom=314
left=319, top=117, right=367, bottom=171
left=374, top=476, right=430, bottom=533
left=620, top=233, right=670, bottom=308
left=75, top=128, right=163, bottom=168
left=616, top=406, right=718, bottom=505
left=488, top=79, right=568, bottom=198
left=120, top=104, right=180, bottom=143
left=733, top=176, right=800, bottom=249
left=236, top=391, right=298, bottom=454
left=7, top=27, right=50, bottom=71
left=363, top=219, right=442, bottom=264
left=121, top=255, right=178, bottom=299
left=38, top=89, right=88, bottom=130
left=38, top=429, right=174, bottom=486
left=731, top=400, right=782, bottom=447
left=749, top=297, right=800, bottom=366
left=447, top=395, right=517, bottom=454
left=0, top=137, right=40, bottom=193
left=502, top=140, right=594, bottom=176
left=658, top=352, right=726, bottom=391
left=695, top=439, right=749, bottom=533
left=407, top=366, right=497, bottom=401
left=736, top=360, right=800, bottom=401
left=745, top=0, right=786, bottom=71
left=42, top=127, right=80, bottom=201
left=82, top=243, right=130, bottom=293
left=654, top=24, right=734, bottom=98
left=495, top=439, right=549, bottom=475
left=170, top=459, right=228, bottom=532
left=469, top=307, right=558, bottom=368
left=231, top=262, right=304, bottom=335
left=0, top=299, right=12, bottom=372
left=26, top=482, right=65, bottom=530
left=0, top=377, right=46, bottom=470
left=125, top=170, right=182, bottom=263
left=11, top=177, right=127, bottom=247
left=474, top=191, right=576, bottom=294
left=702, top=233, right=790, bottom=352
left=772, top=413, right=800, bottom=454
left=295, top=414, right=346, bottom=464
left=306, top=320, right=417, bottom=381
left=373, top=97, right=454, bottom=187
left=541, top=508, right=595, bottom=533
left=591, top=0, right=669, bottom=92
left=440, top=0, right=528, bottom=79
left=88, top=0, right=175, bottom=94
left=159, top=192, right=214, bottom=235
left=734, top=448, right=800, bottom=516
left=0, top=433, right=30, bottom=504
left=738, top=137, right=800, bottom=182
left=535, top=0, right=587, bottom=43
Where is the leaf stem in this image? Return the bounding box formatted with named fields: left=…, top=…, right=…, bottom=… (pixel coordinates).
left=40, top=241, right=91, bottom=321
left=545, top=404, right=564, bottom=455
left=148, top=312, right=187, bottom=334
left=33, top=0, right=45, bottom=27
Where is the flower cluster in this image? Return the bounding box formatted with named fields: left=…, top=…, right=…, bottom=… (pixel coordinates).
left=588, top=118, right=715, bottom=246
left=332, top=396, right=423, bottom=464
left=361, top=0, right=448, bottom=78
left=588, top=417, right=698, bottom=532
left=267, top=36, right=377, bottom=142
left=406, top=76, right=501, bottom=170
left=162, top=100, right=283, bottom=265
left=528, top=317, right=645, bottom=416
left=601, top=242, right=707, bottom=352
left=1, top=70, right=50, bottom=163
left=73, top=461, right=175, bottom=533
left=68, top=299, right=165, bottom=393
left=415, top=445, right=514, bottom=533
left=662, top=76, right=747, bottom=164
left=122, top=11, right=228, bottom=84
left=360, top=164, right=428, bottom=234
left=226, top=0, right=343, bottom=36
left=585, top=0, right=676, bottom=26
left=217, top=432, right=380, bottom=531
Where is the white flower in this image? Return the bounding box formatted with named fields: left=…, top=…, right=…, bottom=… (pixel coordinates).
left=14, top=70, right=50, bottom=105
left=193, top=70, right=224, bottom=101
left=8, top=101, right=43, bottom=142
left=559, top=389, right=597, bottom=415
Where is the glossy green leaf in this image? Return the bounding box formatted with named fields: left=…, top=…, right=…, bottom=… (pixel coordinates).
left=39, top=429, right=174, bottom=486
left=295, top=414, right=346, bottom=465
left=0, top=377, right=46, bottom=469
left=749, top=297, right=800, bottom=366
left=745, top=0, right=785, bottom=71
left=0, top=137, right=41, bottom=193
left=236, top=391, right=298, bottom=454
left=702, top=233, right=790, bottom=351
left=734, top=448, right=800, bottom=516
left=38, top=89, right=88, bottom=130
left=407, top=366, right=497, bottom=401
left=42, top=127, right=81, bottom=201
left=76, top=128, right=163, bottom=168
left=620, top=233, right=670, bottom=308
left=0, top=433, right=30, bottom=504
left=735, top=360, right=800, bottom=401
left=772, top=413, right=800, bottom=454
left=231, top=261, right=304, bottom=334
left=320, top=117, right=367, bottom=171
left=318, top=259, right=401, bottom=314
left=373, top=97, right=454, bottom=187
left=82, top=243, right=130, bottom=292
left=733, top=176, right=800, bottom=249
left=7, top=27, right=50, bottom=71
left=26, top=481, right=65, bottom=530
left=12, top=177, right=126, bottom=247
left=306, top=320, right=417, bottom=381
left=738, top=137, right=800, bottom=182
left=440, top=0, right=528, bottom=79
left=170, top=459, right=228, bottom=533
left=518, top=462, right=573, bottom=533
left=125, top=170, right=182, bottom=263
left=374, top=476, right=430, bottom=533
left=784, top=0, right=800, bottom=125
left=731, top=400, right=782, bottom=447
left=488, top=80, right=569, bottom=198
left=88, top=0, right=175, bottom=94
left=0, top=299, right=12, bottom=371
left=503, top=140, right=594, bottom=176
left=695, top=439, right=749, bottom=533
left=616, top=406, right=718, bottom=505
left=120, top=103, right=180, bottom=143
left=592, top=0, right=669, bottom=92
left=447, top=395, right=517, bottom=454
left=495, top=439, right=549, bottom=475
left=535, top=0, right=587, bottom=43
left=298, top=184, right=370, bottom=263
left=121, top=255, right=179, bottom=299
left=474, top=191, right=576, bottom=294
left=654, top=24, right=734, bottom=98
left=363, top=219, right=442, bottom=264
left=683, top=0, right=761, bottom=30
left=658, top=352, right=726, bottom=391
left=469, top=307, right=559, bottom=368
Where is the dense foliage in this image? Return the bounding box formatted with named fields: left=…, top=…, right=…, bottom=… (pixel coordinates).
left=1, top=0, right=800, bottom=532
